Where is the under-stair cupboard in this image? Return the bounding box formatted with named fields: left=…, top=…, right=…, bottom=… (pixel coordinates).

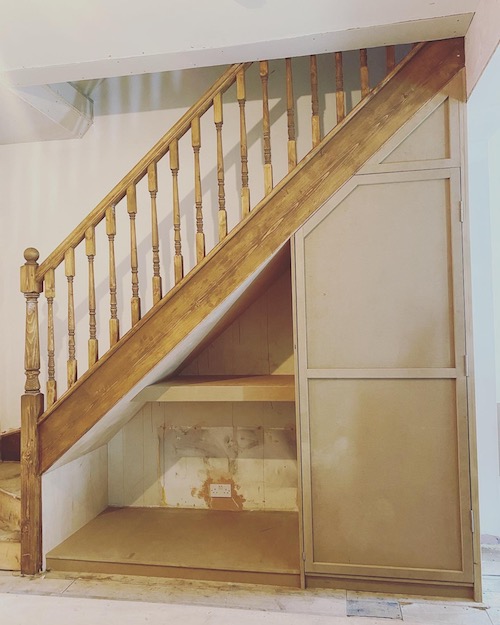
left=3, top=37, right=480, bottom=600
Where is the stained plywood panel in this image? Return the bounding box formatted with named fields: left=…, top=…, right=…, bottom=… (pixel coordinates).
left=303, top=178, right=454, bottom=370
left=108, top=402, right=297, bottom=512
left=308, top=378, right=464, bottom=573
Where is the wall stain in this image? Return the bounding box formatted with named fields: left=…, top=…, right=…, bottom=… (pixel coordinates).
left=195, top=476, right=246, bottom=511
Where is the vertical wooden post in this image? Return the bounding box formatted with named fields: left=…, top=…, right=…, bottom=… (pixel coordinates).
left=20, top=247, right=43, bottom=575
left=65, top=247, right=77, bottom=388
left=285, top=58, right=297, bottom=172
left=127, top=185, right=141, bottom=325
left=85, top=227, right=98, bottom=367
left=335, top=51, right=345, bottom=123
left=191, top=117, right=205, bottom=263
left=360, top=48, right=370, bottom=98
left=45, top=268, right=57, bottom=407
left=170, top=139, right=184, bottom=283
left=386, top=45, right=396, bottom=74
left=260, top=61, right=273, bottom=195
left=214, top=93, right=227, bottom=241
left=237, top=69, right=250, bottom=216
left=148, top=162, right=163, bottom=304
left=310, top=55, right=320, bottom=148
left=106, top=205, right=120, bottom=346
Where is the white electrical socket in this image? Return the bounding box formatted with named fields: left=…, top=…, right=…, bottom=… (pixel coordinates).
left=210, top=483, right=232, bottom=498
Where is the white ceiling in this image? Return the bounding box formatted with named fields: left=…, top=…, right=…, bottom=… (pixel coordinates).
left=0, top=0, right=480, bottom=144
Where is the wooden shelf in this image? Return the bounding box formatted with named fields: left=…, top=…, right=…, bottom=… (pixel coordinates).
left=134, top=375, right=295, bottom=402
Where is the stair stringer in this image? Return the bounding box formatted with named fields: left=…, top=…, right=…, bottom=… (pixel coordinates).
left=38, top=37, right=465, bottom=475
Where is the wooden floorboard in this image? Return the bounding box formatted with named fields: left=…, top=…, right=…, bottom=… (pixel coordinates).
left=46, top=508, right=301, bottom=586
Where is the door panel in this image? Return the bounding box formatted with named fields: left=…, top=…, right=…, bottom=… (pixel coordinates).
left=295, top=169, right=473, bottom=583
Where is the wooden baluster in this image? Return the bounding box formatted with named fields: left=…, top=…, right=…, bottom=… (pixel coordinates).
left=20, top=247, right=43, bottom=575
left=65, top=247, right=77, bottom=387
left=214, top=93, right=227, bottom=240
left=45, top=268, right=57, bottom=406
left=310, top=55, right=320, bottom=148
left=386, top=45, right=396, bottom=74
left=85, top=227, right=98, bottom=367
left=285, top=58, right=297, bottom=172
left=335, top=51, right=345, bottom=123
left=127, top=185, right=141, bottom=325
left=106, top=205, right=120, bottom=346
left=148, top=162, right=162, bottom=304
left=191, top=117, right=205, bottom=263
left=237, top=69, right=250, bottom=216
left=170, top=139, right=184, bottom=283
left=260, top=61, right=273, bottom=195
left=360, top=48, right=369, bottom=98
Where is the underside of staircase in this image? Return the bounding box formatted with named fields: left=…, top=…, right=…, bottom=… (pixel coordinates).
left=15, top=37, right=465, bottom=576
left=0, top=462, right=21, bottom=571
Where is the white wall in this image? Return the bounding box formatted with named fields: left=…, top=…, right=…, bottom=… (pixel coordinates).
left=42, top=445, right=108, bottom=559
left=467, top=46, right=500, bottom=536
left=465, top=0, right=500, bottom=95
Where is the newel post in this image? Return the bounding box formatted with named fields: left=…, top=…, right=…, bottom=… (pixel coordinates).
left=20, top=247, right=44, bottom=575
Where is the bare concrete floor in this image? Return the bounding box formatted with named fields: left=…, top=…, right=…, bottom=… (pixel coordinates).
left=0, top=548, right=499, bottom=624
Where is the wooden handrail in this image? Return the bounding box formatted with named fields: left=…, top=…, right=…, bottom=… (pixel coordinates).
left=36, top=62, right=251, bottom=280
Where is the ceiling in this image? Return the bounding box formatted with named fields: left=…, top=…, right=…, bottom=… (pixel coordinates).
left=0, top=0, right=480, bottom=144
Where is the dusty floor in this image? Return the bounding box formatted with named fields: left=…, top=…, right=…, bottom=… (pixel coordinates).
left=1, top=548, right=499, bottom=624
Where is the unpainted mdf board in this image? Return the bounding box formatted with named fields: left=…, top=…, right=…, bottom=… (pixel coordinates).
left=182, top=269, right=294, bottom=376
left=295, top=168, right=472, bottom=586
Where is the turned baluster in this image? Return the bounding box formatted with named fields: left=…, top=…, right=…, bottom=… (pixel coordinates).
left=310, top=55, right=320, bottom=148
left=285, top=58, right=297, bottom=171
left=65, top=247, right=77, bottom=387
left=191, top=117, right=205, bottom=263
left=335, top=52, right=345, bottom=123
left=170, top=139, right=184, bottom=283
left=127, top=185, right=141, bottom=325
left=85, top=227, right=98, bottom=367
left=20, top=248, right=43, bottom=576
left=214, top=93, right=227, bottom=241
left=237, top=69, right=250, bottom=216
left=45, top=268, right=57, bottom=406
left=386, top=45, right=396, bottom=74
left=106, top=205, right=120, bottom=346
left=360, top=48, right=369, bottom=98
left=260, top=61, right=273, bottom=195
left=148, top=162, right=163, bottom=305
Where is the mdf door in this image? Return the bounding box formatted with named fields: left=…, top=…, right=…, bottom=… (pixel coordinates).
left=294, top=169, right=474, bottom=585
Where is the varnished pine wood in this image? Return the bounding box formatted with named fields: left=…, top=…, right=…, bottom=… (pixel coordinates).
left=36, top=63, right=251, bottom=281
left=20, top=392, right=43, bottom=575
left=260, top=61, right=273, bottom=194
left=65, top=247, right=77, bottom=387
left=148, top=162, right=162, bottom=304
left=45, top=268, right=57, bottom=406
left=106, top=206, right=120, bottom=346
left=85, top=227, right=98, bottom=368
left=310, top=55, right=320, bottom=148
left=191, top=117, right=205, bottom=263
left=335, top=52, right=345, bottom=123
left=386, top=45, right=396, bottom=74
left=237, top=69, right=250, bottom=216
left=360, top=48, right=369, bottom=98
left=37, top=39, right=465, bottom=473
left=20, top=249, right=42, bottom=395
left=170, top=139, right=184, bottom=283
left=127, top=185, right=141, bottom=324
left=214, top=93, right=227, bottom=241
left=285, top=58, right=297, bottom=171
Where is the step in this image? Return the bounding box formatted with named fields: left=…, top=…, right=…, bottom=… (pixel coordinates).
left=0, top=462, right=20, bottom=530
left=0, top=526, right=21, bottom=571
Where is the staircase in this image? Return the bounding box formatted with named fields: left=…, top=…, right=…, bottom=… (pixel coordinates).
left=15, top=38, right=465, bottom=575
left=0, top=462, right=21, bottom=571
